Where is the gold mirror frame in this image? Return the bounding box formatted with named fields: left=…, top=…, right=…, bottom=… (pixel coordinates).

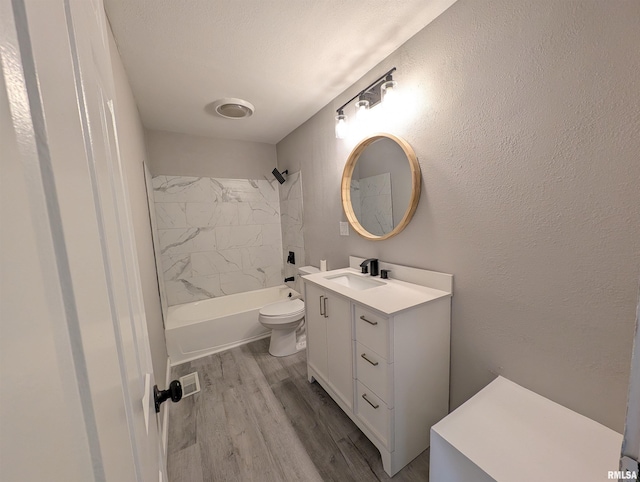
left=341, top=133, right=421, bottom=240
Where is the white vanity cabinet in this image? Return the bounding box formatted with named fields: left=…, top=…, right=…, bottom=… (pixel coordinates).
left=352, top=300, right=451, bottom=476
left=304, top=282, right=353, bottom=411
left=303, top=258, right=453, bottom=477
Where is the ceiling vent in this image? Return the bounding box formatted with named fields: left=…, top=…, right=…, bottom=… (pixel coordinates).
left=207, top=98, right=255, bottom=119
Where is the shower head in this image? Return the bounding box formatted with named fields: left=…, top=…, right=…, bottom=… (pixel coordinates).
left=272, top=168, right=288, bottom=184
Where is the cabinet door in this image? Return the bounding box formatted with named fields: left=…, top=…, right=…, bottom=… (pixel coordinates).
left=305, top=282, right=327, bottom=379
left=325, top=294, right=353, bottom=410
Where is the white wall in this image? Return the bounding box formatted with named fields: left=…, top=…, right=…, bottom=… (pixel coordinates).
left=276, top=0, right=640, bottom=432
left=109, top=30, right=168, bottom=385
left=145, top=128, right=277, bottom=179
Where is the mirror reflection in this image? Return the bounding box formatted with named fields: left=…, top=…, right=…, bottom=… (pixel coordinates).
left=349, top=138, right=412, bottom=236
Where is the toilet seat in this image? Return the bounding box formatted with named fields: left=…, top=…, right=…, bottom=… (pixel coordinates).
left=259, top=299, right=304, bottom=325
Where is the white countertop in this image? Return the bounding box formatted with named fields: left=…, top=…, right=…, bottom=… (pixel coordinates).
left=301, top=267, right=451, bottom=316
left=431, top=376, right=623, bottom=482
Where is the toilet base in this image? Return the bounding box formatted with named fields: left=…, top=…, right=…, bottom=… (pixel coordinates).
left=268, top=327, right=305, bottom=357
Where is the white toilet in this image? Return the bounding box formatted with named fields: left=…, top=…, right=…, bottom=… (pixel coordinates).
left=258, top=266, right=319, bottom=357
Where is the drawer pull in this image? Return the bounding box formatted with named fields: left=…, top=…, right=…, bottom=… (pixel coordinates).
left=360, top=315, right=378, bottom=326
left=360, top=353, right=379, bottom=366
left=362, top=393, right=379, bottom=409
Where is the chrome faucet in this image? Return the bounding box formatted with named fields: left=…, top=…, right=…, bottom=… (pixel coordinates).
left=359, top=258, right=379, bottom=276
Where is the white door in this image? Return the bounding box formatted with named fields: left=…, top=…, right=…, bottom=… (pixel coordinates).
left=1, top=0, right=164, bottom=481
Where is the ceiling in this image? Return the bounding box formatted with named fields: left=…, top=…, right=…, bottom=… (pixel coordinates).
left=105, top=0, right=457, bottom=144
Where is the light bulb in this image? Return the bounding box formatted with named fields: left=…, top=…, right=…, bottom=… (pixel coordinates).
left=355, top=98, right=370, bottom=122
left=381, top=79, right=398, bottom=107
left=335, top=112, right=348, bottom=139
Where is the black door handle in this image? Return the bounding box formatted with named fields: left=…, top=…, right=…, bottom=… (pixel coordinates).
left=154, top=380, right=182, bottom=413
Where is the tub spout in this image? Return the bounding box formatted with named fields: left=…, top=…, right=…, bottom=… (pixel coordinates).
left=284, top=276, right=295, bottom=282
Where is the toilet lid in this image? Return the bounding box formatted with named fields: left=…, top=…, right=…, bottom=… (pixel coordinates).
left=260, top=299, right=304, bottom=317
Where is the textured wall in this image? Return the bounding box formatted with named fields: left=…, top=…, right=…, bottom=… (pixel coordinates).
left=109, top=30, right=168, bottom=386
left=276, top=0, right=640, bottom=431
left=145, top=129, right=277, bottom=179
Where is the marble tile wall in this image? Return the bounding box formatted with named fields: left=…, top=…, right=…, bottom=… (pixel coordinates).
left=152, top=175, right=284, bottom=305
left=355, top=173, right=393, bottom=236
left=350, top=179, right=362, bottom=221
left=279, top=171, right=305, bottom=294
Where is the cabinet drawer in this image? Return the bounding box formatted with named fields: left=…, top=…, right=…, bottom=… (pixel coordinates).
left=354, top=305, right=390, bottom=360
left=355, top=341, right=392, bottom=406
left=356, top=380, right=392, bottom=450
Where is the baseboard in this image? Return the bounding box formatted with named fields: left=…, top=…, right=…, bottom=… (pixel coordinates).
left=162, top=356, right=170, bottom=456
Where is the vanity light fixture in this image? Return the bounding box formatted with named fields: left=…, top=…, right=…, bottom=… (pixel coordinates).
left=381, top=73, right=397, bottom=105
left=335, top=109, right=348, bottom=139
left=355, top=94, right=370, bottom=122
left=334, top=67, right=397, bottom=138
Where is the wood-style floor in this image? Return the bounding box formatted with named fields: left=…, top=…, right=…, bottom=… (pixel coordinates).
left=167, top=338, right=430, bottom=481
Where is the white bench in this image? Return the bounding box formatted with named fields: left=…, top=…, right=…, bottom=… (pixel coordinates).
left=430, top=376, right=623, bottom=482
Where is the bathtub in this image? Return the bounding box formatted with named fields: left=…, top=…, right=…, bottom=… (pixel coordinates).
left=165, top=285, right=300, bottom=365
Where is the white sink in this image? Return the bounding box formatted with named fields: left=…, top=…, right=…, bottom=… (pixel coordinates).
left=324, top=273, right=385, bottom=291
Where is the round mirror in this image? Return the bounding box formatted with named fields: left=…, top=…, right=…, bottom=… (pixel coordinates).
left=341, top=133, right=421, bottom=240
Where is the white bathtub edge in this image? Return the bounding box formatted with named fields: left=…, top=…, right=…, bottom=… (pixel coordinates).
left=169, top=332, right=272, bottom=367
left=167, top=285, right=300, bottom=329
